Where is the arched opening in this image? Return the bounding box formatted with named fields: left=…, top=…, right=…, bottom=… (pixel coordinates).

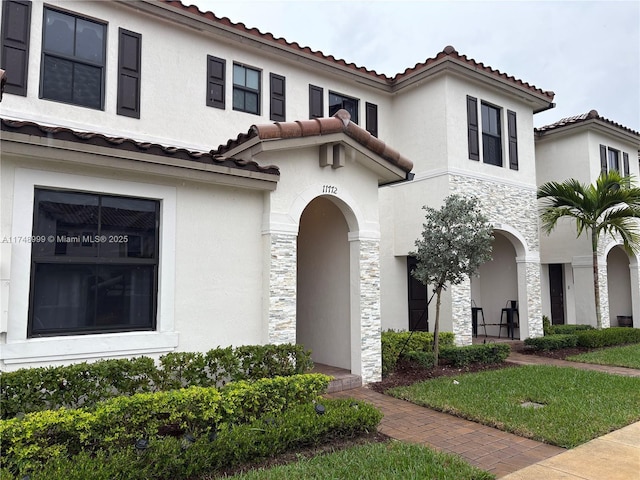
left=471, top=231, right=518, bottom=337
left=607, top=245, right=633, bottom=326
left=296, top=196, right=351, bottom=369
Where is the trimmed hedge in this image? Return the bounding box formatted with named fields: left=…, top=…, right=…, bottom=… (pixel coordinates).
left=0, top=344, right=313, bottom=419
left=400, top=351, right=436, bottom=369
left=382, top=330, right=455, bottom=376
left=0, top=374, right=330, bottom=475
left=439, top=343, right=511, bottom=366
left=1, top=398, right=381, bottom=480
left=524, top=334, right=578, bottom=351
left=546, top=324, right=594, bottom=336
left=576, top=327, right=640, bottom=348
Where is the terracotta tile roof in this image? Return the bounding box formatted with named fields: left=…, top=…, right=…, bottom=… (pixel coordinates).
left=0, top=118, right=280, bottom=176
left=214, top=109, right=414, bottom=173
left=535, top=109, right=640, bottom=137
left=159, top=1, right=554, bottom=101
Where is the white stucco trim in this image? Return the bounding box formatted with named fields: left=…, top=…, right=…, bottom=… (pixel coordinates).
left=492, top=223, right=530, bottom=258
left=398, top=167, right=537, bottom=193
left=2, top=168, right=179, bottom=368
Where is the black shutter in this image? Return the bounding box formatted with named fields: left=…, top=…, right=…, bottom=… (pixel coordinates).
left=207, top=55, right=225, bottom=109
left=507, top=110, right=518, bottom=170
left=623, top=152, right=630, bottom=176
left=309, top=84, right=323, bottom=119
left=599, top=145, right=607, bottom=175
left=0, top=0, right=31, bottom=96
left=467, top=95, right=479, bottom=160
left=269, top=73, right=285, bottom=121
left=366, top=102, right=378, bottom=137
left=117, top=28, right=141, bottom=118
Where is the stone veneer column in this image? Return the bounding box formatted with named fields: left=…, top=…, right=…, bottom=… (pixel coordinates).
left=451, top=279, right=472, bottom=346
left=520, top=258, right=543, bottom=338
left=597, top=258, right=611, bottom=328
left=358, top=239, right=382, bottom=383
left=268, top=233, right=297, bottom=344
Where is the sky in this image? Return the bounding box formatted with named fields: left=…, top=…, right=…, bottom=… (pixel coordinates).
left=191, top=0, right=640, bottom=131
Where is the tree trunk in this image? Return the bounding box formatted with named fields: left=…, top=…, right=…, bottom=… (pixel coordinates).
left=592, top=230, right=602, bottom=329
left=433, top=284, right=443, bottom=366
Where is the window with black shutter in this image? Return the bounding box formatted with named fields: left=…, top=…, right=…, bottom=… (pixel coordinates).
left=269, top=73, right=285, bottom=122
left=309, top=84, right=323, bottom=119
left=599, top=145, right=608, bottom=175
left=481, top=102, right=502, bottom=166
left=366, top=102, right=378, bottom=137
left=206, top=55, right=225, bottom=109
left=507, top=110, right=518, bottom=170
left=117, top=28, right=141, bottom=118
left=467, top=96, right=479, bottom=161
left=1, top=0, right=31, bottom=96
left=40, top=6, right=106, bottom=109
left=623, top=152, right=630, bottom=176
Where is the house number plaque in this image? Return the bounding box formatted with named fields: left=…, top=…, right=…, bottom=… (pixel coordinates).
left=322, top=185, right=338, bottom=194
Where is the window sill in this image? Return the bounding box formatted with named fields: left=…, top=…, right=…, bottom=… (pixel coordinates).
left=0, top=331, right=179, bottom=368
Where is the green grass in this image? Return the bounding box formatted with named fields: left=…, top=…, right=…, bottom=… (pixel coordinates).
left=567, top=343, right=640, bottom=369
left=388, top=365, right=640, bottom=448
left=224, top=441, right=494, bottom=480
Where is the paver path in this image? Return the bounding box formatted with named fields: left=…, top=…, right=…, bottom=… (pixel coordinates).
left=327, top=350, right=640, bottom=478
left=507, top=351, right=640, bottom=377
left=327, top=387, right=564, bottom=478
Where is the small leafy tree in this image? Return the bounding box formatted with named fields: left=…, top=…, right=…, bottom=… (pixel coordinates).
left=410, top=195, right=493, bottom=365
left=537, top=171, right=640, bottom=328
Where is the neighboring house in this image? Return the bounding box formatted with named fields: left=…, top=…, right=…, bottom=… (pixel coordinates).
left=535, top=110, right=640, bottom=328
left=0, top=0, right=631, bottom=381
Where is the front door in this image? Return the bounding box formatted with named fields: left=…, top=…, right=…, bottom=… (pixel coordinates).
left=407, top=256, right=429, bottom=331
left=549, top=264, right=565, bottom=325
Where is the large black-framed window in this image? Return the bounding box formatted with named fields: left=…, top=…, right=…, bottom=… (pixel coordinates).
left=329, top=91, right=358, bottom=123
left=232, top=63, right=260, bottom=114
left=481, top=102, right=502, bottom=166
left=28, top=189, right=159, bottom=337
left=40, top=6, right=106, bottom=109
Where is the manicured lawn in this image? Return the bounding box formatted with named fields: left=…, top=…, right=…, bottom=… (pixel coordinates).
left=388, top=365, right=640, bottom=448
left=567, top=343, right=640, bottom=369
left=225, top=441, right=494, bottom=480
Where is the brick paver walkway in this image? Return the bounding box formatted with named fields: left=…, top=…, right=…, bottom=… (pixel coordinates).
left=327, top=387, right=565, bottom=478
left=326, top=348, right=640, bottom=478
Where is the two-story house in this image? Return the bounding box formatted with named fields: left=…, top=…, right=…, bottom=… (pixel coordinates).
left=2, top=0, right=615, bottom=383
left=535, top=110, right=640, bottom=329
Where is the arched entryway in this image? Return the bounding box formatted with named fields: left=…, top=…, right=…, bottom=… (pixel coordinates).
left=297, top=196, right=351, bottom=369
left=471, top=231, right=518, bottom=337
left=607, top=245, right=633, bottom=327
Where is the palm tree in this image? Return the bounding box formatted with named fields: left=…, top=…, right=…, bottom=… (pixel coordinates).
left=537, top=171, right=640, bottom=328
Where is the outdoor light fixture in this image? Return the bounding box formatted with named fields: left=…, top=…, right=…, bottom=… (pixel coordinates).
left=315, top=403, right=326, bottom=415
left=134, top=438, right=149, bottom=451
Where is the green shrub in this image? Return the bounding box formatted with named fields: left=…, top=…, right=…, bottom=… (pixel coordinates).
left=0, top=374, right=330, bottom=475
left=2, top=398, right=380, bottom=480
left=542, top=315, right=551, bottom=336
left=439, top=343, right=511, bottom=366
left=400, top=351, right=436, bottom=368
left=0, top=344, right=313, bottom=419
left=547, top=324, right=594, bottom=336
left=381, top=330, right=455, bottom=376
left=576, top=327, right=640, bottom=349
left=524, top=334, right=578, bottom=351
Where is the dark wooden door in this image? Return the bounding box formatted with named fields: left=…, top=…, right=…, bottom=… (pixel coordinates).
left=549, top=264, right=565, bottom=325
left=407, top=256, right=429, bottom=331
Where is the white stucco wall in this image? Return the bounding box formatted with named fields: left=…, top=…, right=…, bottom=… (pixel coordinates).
left=0, top=0, right=392, bottom=152
left=0, top=154, right=268, bottom=370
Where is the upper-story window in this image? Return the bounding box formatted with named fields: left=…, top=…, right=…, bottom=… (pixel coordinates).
left=233, top=63, right=260, bottom=115
left=467, top=96, right=518, bottom=170
left=40, top=7, right=106, bottom=110
left=600, top=145, right=629, bottom=176
left=329, top=91, right=359, bottom=124
left=481, top=103, right=502, bottom=166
